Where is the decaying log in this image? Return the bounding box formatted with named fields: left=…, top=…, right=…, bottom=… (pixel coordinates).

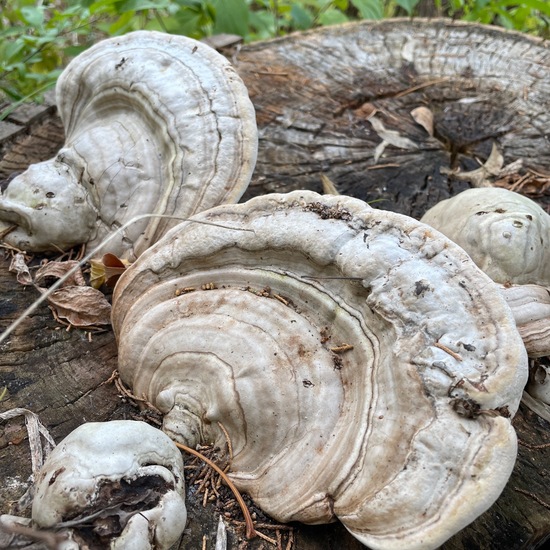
left=1, top=19, right=549, bottom=550
left=234, top=18, right=550, bottom=216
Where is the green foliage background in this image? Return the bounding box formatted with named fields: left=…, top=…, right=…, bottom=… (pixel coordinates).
left=1, top=0, right=549, bottom=109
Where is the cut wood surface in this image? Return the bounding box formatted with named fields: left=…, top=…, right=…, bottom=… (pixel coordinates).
left=1, top=19, right=549, bottom=550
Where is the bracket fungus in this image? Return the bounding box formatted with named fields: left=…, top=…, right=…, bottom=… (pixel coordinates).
left=421, top=187, right=550, bottom=402
left=0, top=31, right=257, bottom=259
left=112, top=190, right=527, bottom=550
left=31, top=420, right=186, bottom=550
left=420, top=187, right=550, bottom=287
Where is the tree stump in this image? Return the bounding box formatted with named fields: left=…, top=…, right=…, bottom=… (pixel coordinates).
left=1, top=19, right=549, bottom=550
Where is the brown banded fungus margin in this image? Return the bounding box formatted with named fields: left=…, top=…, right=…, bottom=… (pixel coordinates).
left=421, top=187, right=550, bottom=404
left=28, top=420, right=186, bottom=549
left=111, top=190, right=527, bottom=550
left=0, top=31, right=257, bottom=260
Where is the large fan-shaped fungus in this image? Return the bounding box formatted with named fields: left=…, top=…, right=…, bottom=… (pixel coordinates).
left=0, top=31, right=257, bottom=259
left=112, top=190, right=527, bottom=550
left=421, top=187, right=550, bottom=401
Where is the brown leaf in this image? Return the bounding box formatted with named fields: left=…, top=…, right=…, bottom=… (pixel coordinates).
left=441, top=143, right=507, bottom=187
left=35, top=260, right=86, bottom=288
left=482, top=143, right=505, bottom=176
left=90, top=253, right=130, bottom=289
left=410, top=106, right=434, bottom=137
left=9, top=253, right=32, bottom=286
left=37, top=286, right=112, bottom=327
left=354, top=102, right=377, bottom=119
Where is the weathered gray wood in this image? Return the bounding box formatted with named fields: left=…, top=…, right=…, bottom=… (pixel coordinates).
left=1, top=19, right=550, bottom=550
left=0, top=255, right=120, bottom=506
left=0, top=91, right=57, bottom=165
left=234, top=18, right=550, bottom=217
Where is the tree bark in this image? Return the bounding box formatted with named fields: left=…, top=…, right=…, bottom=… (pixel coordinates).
left=234, top=18, right=550, bottom=217
left=1, top=19, right=550, bottom=550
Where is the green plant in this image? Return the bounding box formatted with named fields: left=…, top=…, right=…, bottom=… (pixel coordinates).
left=448, top=0, right=550, bottom=35
left=0, top=1, right=210, bottom=108
left=0, top=0, right=548, bottom=112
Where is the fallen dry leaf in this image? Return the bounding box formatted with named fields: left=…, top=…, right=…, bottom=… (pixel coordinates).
left=35, top=260, right=86, bottom=288
left=369, top=116, right=419, bottom=149
left=410, top=106, right=434, bottom=136
left=90, top=253, right=130, bottom=289
left=480, top=142, right=505, bottom=176
left=8, top=253, right=32, bottom=286
left=353, top=102, right=377, bottom=119
left=36, top=285, right=112, bottom=327
left=494, top=168, right=550, bottom=196
left=441, top=143, right=520, bottom=187
left=368, top=115, right=418, bottom=163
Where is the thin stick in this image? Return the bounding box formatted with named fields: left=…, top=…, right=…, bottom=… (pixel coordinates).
left=0, top=214, right=254, bottom=346
left=255, top=529, right=277, bottom=545
left=518, top=440, right=550, bottom=450
left=0, top=518, right=64, bottom=549
left=217, top=421, right=234, bottom=463
left=515, top=488, right=550, bottom=511
left=286, top=530, right=294, bottom=550
left=174, top=441, right=257, bottom=540
left=434, top=342, right=463, bottom=362
left=393, top=77, right=451, bottom=98
left=234, top=521, right=294, bottom=531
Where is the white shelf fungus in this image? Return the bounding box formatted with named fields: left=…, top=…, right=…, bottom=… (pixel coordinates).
left=31, top=420, right=186, bottom=550
left=112, top=190, right=527, bottom=550
left=421, top=187, right=550, bottom=286
left=421, top=187, right=550, bottom=402
left=0, top=31, right=257, bottom=259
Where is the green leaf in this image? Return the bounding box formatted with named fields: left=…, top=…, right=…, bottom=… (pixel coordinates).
left=395, top=0, right=421, bottom=15
left=0, top=27, right=26, bottom=39
left=3, top=40, right=27, bottom=64
left=210, top=0, right=249, bottom=36
left=350, top=0, right=383, bottom=19
left=290, top=4, right=314, bottom=30
left=248, top=9, right=275, bottom=39
left=318, top=7, right=349, bottom=25
left=74, top=0, right=98, bottom=8
left=114, top=0, right=174, bottom=12
left=0, top=85, right=23, bottom=103
left=88, top=0, right=120, bottom=15
left=0, top=80, right=56, bottom=120
left=166, top=9, right=207, bottom=37
left=107, top=10, right=136, bottom=33
left=333, top=0, right=349, bottom=10
left=20, top=6, right=45, bottom=27
left=64, top=44, right=92, bottom=58
left=514, top=0, right=550, bottom=17
left=174, top=0, right=208, bottom=7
